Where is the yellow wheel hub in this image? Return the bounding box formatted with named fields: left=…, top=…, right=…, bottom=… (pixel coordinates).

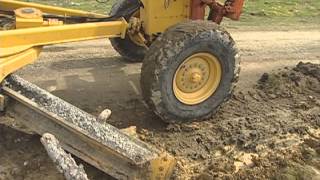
left=173, top=53, right=222, bottom=105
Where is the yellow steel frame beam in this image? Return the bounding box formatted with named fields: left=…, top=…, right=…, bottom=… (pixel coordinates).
left=1, top=19, right=127, bottom=57
left=0, top=0, right=107, bottom=18
left=0, top=47, right=41, bottom=82
left=0, top=19, right=128, bottom=82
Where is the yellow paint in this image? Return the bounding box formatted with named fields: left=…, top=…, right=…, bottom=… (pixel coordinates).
left=15, top=16, right=44, bottom=28
left=0, top=0, right=107, bottom=18
left=0, top=0, right=195, bottom=90
left=0, top=6, right=127, bottom=81
left=148, top=152, right=176, bottom=180
left=173, top=53, right=222, bottom=105
left=0, top=19, right=128, bottom=58
left=0, top=1, right=182, bottom=179
left=14, top=7, right=43, bottom=19
left=14, top=8, right=44, bottom=28
left=42, top=19, right=64, bottom=26
left=0, top=47, right=41, bottom=82
left=140, top=0, right=190, bottom=35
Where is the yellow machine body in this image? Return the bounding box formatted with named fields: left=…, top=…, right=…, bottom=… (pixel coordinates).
left=140, top=0, right=190, bottom=35
left=0, top=0, right=180, bottom=179
left=0, top=1, right=179, bottom=179
left=0, top=0, right=129, bottom=82
left=0, top=0, right=193, bottom=82
left=0, top=0, right=107, bottom=18
left=0, top=0, right=245, bottom=178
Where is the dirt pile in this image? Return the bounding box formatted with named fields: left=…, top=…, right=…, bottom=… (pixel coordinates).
left=0, top=61, right=319, bottom=180
left=139, top=62, right=320, bottom=179
left=257, top=62, right=320, bottom=100
left=0, top=125, right=63, bottom=180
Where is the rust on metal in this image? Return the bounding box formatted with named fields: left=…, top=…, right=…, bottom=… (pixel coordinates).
left=190, top=0, right=245, bottom=24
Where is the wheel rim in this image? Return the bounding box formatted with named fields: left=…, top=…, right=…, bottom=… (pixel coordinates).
left=173, top=53, right=222, bottom=105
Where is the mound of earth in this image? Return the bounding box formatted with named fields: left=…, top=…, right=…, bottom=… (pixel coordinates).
left=0, top=62, right=319, bottom=180
left=139, top=62, right=320, bottom=179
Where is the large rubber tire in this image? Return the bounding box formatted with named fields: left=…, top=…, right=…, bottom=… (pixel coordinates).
left=141, top=21, right=240, bottom=123
left=109, top=0, right=146, bottom=62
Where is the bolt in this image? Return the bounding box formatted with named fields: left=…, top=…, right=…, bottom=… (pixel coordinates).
left=191, top=73, right=202, bottom=83
left=21, top=8, right=35, bottom=14
left=159, top=167, right=164, bottom=172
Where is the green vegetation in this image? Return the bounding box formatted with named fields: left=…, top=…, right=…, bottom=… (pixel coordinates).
left=23, top=0, right=320, bottom=17
left=22, top=0, right=320, bottom=29
left=23, top=0, right=115, bottom=13
left=243, top=0, right=320, bottom=17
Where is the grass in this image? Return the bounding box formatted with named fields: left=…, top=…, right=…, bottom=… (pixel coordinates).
left=217, top=0, right=319, bottom=30
left=243, top=0, right=320, bottom=17
left=23, top=0, right=116, bottom=13
left=22, top=0, right=320, bottom=29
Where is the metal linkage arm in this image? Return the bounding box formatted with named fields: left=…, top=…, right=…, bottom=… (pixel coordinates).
left=0, top=19, right=128, bottom=82
left=0, top=0, right=106, bottom=18
left=191, top=0, right=245, bottom=24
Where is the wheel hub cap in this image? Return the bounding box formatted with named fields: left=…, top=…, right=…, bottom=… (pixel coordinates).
left=191, top=72, right=202, bottom=83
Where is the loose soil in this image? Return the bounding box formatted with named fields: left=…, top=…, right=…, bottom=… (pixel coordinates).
left=0, top=30, right=319, bottom=180
left=155, top=62, right=320, bottom=179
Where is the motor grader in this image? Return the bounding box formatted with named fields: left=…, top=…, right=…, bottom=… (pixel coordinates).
left=0, top=0, right=244, bottom=179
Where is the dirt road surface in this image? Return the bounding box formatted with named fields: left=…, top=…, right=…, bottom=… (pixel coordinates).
left=0, top=30, right=319, bottom=180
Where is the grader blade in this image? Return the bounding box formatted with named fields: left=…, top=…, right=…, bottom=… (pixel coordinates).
left=2, top=75, right=175, bottom=180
